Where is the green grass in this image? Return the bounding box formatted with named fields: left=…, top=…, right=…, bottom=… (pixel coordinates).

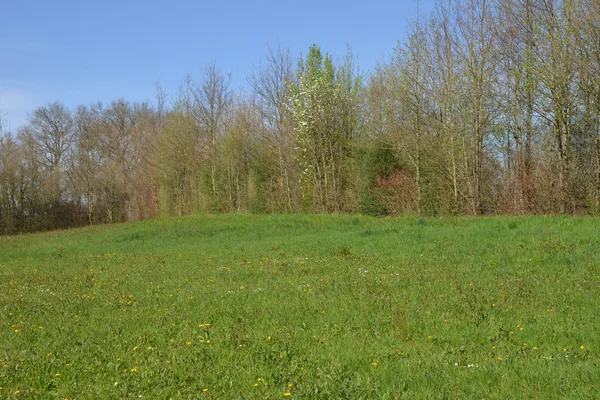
left=1, top=214, right=599, bottom=399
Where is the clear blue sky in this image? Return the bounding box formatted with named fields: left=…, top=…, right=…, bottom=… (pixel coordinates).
left=0, top=0, right=434, bottom=130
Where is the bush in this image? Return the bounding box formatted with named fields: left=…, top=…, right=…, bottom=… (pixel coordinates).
left=356, top=139, right=399, bottom=216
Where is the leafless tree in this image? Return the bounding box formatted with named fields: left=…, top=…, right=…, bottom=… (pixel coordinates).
left=27, top=101, right=75, bottom=171
left=248, top=43, right=296, bottom=210
left=186, top=61, right=232, bottom=197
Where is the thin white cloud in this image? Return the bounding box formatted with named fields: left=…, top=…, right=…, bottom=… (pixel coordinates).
left=0, top=81, right=43, bottom=130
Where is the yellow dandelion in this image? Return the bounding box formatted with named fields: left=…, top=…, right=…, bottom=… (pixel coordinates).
left=186, top=341, right=192, bottom=345
left=533, top=347, right=538, bottom=351
left=254, top=383, right=259, bottom=387
left=372, top=362, right=378, bottom=367
left=428, top=335, right=433, bottom=339
left=497, top=356, right=503, bottom=361
left=288, top=383, right=293, bottom=388
left=131, top=367, right=137, bottom=372
left=55, top=373, right=61, bottom=377
left=202, top=388, right=208, bottom=392
left=580, top=345, right=585, bottom=350
left=284, top=393, right=292, bottom=397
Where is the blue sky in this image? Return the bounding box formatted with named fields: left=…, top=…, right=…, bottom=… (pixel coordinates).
left=0, top=0, right=434, bottom=130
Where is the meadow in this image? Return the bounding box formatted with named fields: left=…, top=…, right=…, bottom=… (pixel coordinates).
left=0, top=214, right=599, bottom=399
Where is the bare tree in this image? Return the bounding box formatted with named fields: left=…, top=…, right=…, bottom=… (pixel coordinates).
left=21, top=101, right=75, bottom=205
left=454, top=0, right=498, bottom=214
left=0, top=106, right=5, bottom=135
left=431, top=1, right=463, bottom=212
left=248, top=43, right=296, bottom=210
left=393, top=14, right=431, bottom=214
left=27, top=102, right=75, bottom=171
left=0, top=134, right=22, bottom=233
left=494, top=0, right=541, bottom=212
left=186, top=62, right=232, bottom=198
left=70, top=105, right=100, bottom=224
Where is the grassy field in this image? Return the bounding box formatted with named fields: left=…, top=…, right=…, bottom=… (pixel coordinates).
left=1, top=214, right=599, bottom=399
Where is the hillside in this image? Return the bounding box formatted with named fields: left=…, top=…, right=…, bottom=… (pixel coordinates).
left=1, top=214, right=599, bottom=398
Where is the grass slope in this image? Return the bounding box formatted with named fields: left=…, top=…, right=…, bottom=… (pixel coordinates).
left=1, top=214, right=599, bottom=399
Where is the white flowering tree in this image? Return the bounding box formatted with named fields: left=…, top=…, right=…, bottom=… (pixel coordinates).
left=288, top=45, right=361, bottom=211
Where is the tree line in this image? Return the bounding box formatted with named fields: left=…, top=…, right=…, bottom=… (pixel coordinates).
left=1, top=0, right=599, bottom=234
